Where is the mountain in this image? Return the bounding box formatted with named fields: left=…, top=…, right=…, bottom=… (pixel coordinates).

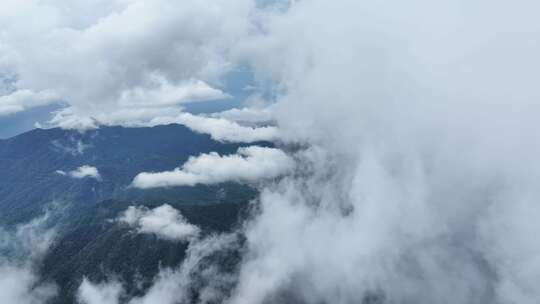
left=0, top=125, right=261, bottom=303
left=0, top=124, right=259, bottom=224
left=41, top=200, right=248, bottom=304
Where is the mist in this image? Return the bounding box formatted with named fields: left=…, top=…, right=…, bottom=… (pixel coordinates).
left=0, top=212, right=58, bottom=304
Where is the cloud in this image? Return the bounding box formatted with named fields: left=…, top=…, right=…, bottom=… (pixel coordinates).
left=47, top=79, right=232, bottom=131
left=210, top=106, right=274, bottom=124
left=69, top=166, right=100, bottom=179
left=0, top=0, right=253, bottom=125
left=170, top=113, right=279, bottom=143
left=132, top=146, right=293, bottom=189
left=51, top=138, right=90, bottom=155
left=117, top=205, right=200, bottom=242
left=227, top=1, right=540, bottom=303
left=0, top=212, right=58, bottom=304
left=141, top=112, right=281, bottom=143
left=49, top=108, right=100, bottom=131
left=77, top=278, right=123, bottom=304
left=117, top=77, right=229, bottom=108
left=0, top=266, right=57, bottom=304
left=0, top=89, right=57, bottom=116
left=57, top=165, right=101, bottom=180
left=47, top=106, right=279, bottom=143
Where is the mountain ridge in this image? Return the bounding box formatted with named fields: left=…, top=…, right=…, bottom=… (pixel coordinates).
left=0, top=123, right=260, bottom=303
left=0, top=123, right=260, bottom=224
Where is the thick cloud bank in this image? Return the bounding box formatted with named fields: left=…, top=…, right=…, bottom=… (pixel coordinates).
left=117, top=205, right=200, bottom=242
left=0, top=0, right=253, bottom=127
left=132, top=146, right=293, bottom=189
left=228, top=1, right=540, bottom=304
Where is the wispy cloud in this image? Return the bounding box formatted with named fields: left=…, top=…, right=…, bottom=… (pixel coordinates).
left=0, top=212, right=58, bottom=304
left=77, top=233, right=241, bottom=304
left=210, top=106, right=274, bottom=124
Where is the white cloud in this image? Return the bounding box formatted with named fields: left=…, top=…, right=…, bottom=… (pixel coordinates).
left=117, top=77, right=229, bottom=108
left=0, top=265, right=57, bottom=304
left=0, top=0, right=253, bottom=125
left=48, top=106, right=279, bottom=144
left=210, top=106, right=274, bottom=124
left=132, top=146, right=293, bottom=189
left=117, top=205, right=200, bottom=242
left=228, top=1, right=540, bottom=303
left=77, top=278, right=123, bottom=304
left=58, top=165, right=101, bottom=180
left=138, top=112, right=280, bottom=143
left=49, top=108, right=100, bottom=131
left=165, top=113, right=280, bottom=143
left=0, top=89, right=57, bottom=116
left=46, top=79, right=231, bottom=131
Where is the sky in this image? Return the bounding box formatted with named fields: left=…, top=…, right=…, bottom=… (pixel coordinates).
left=0, top=103, right=61, bottom=138
left=3, top=0, right=540, bottom=303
